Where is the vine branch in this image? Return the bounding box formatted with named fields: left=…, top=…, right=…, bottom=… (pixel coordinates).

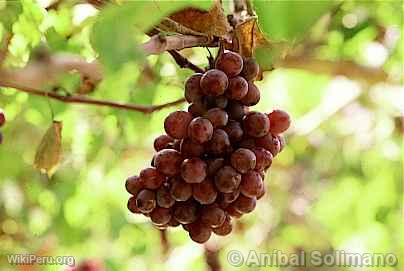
left=0, top=79, right=185, bottom=113
left=168, top=50, right=205, bottom=73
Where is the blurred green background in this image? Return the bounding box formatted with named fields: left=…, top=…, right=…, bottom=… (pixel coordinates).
left=0, top=0, right=403, bottom=271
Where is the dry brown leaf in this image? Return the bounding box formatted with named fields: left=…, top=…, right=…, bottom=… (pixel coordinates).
left=34, top=121, right=63, bottom=177
left=169, top=1, right=231, bottom=38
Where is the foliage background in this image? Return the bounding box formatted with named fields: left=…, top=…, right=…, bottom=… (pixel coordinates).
left=0, top=0, right=403, bottom=271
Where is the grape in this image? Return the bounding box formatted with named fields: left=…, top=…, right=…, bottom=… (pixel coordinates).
left=257, top=184, right=266, bottom=200
left=225, top=205, right=243, bottom=218
left=220, top=188, right=240, bottom=204
left=240, top=171, right=263, bottom=198
left=255, top=133, right=280, bottom=156
left=200, top=204, right=226, bottom=228
left=185, top=73, right=203, bottom=103
left=164, top=111, right=193, bottom=139
left=215, top=166, right=241, bottom=193
left=136, top=189, right=156, bottom=213
left=156, top=183, right=175, bottom=208
left=188, top=117, right=214, bottom=144
left=0, top=110, right=5, bottom=127
left=224, top=120, right=243, bottom=143
left=214, top=95, right=228, bottom=109
left=127, top=196, right=141, bottom=213
left=226, top=76, right=248, bottom=100
left=241, top=58, right=259, bottom=81
left=238, top=137, right=256, bottom=149
left=170, top=177, right=192, bottom=201
left=193, top=178, right=218, bottom=204
left=240, top=82, right=260, bottom=106
left=173, top=200, right=199, bottom=224
left=226, top=101, right=247, bottom=121
left=140, top=167, right=166, bottom=190
left=252, top=147, right=273, bottom=171
left=215, top=51, right=243, bottom=77
left=206, top=129, right=231, bottom=156
left=206, top=158, right=225, bottom=176
left=268, top=110, right=291, bottom=134
left=150, top=207, right=172, bottom=225
left=243, top=112, right=270, bottom=138
left=233, top=195, right=256, bottom=213
left=200, top=69, right=228, bottom=96
left=154, top=134, right=174, bottom=151
left=125, top=175, right=144, bottom=196
left=206, top=108, right=228, bottom=128
left=180, top=138, right=204, bottom=158
left=181, top=158, right=207, bottom=183
left=230, top=148, right=256, bottom=173
left=187, top=222, right=212, bottom=243
left=168, top=217, right=180, bottom=227
left=124, top=50, right=291, bottom=243
left=212, top=215, right=232, bottom=236
left=188, top=102, right=206, bottom=117
left=154, top=149, right=182, bottom=176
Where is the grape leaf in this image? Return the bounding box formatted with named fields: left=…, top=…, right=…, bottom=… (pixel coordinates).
left=169, top=1, right=231, bottom=37
left=91, top=1, right=212, bottom=73
left=34, top=121, right=63, bottom=178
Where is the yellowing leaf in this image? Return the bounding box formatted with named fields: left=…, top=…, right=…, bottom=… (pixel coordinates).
left=169, top=1, right=231, bottom=37
left=34, top=121, right=63, bottom=178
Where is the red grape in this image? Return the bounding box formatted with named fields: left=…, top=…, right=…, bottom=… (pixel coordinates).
left=212, top=215, right=232, bottom=236
left=268, top=110, right=291, bottom=134
left=185, top=73, right=203, bottom=103
left=156, top=183, right=175, bottom=208
left=164, top=110, right=193, bottom=139
left=153, top=134, right=174, bottom=151
left=227, top=101, right=247, bottom=121
left=193, top=178, right=218, bottom=204
left=243, top=112, right=270, bottom=138
left=0, top=110, right=5, bottom=127
left=226, top=76, right=248, bottom=100
left=215, top=51, right=243, bottom=77
left=206, top=129, right=231, bottom=156
left=170, top=177, right=192, bottom=201
left=136, top=189, right=156, bottom=214
left=233, top=194, right=256, bottom=213
left=140, top=167, right=166, bottom=190
left=127, top=196, right=141, bottom=213
left=200, top=69, right=228, bottom=96
left=240, top=171, right=263, bottom=198
left=215, top=166, right=241, bottom=193
left=188, top=117, right=214, bottom=144
left=230, top=148, right=256, bottom=173
left=150, top=207, right=172, bottom=225
left=224, top=120, right=243, bottom=143
left=173, top=201, right=199, bottom=224
left=206, top=108, right=228, bottom=128
left=200, top=204, right=226, bottom=228
left=180, top=138, right=205, bottom=158
left=241, top=58, right=259, bottom=81
left=154, top=149, right=182, bottom=176
left=187, top=222, right=212, bottom=243
left=125, top=175, right=144, bottom=196
left=252, top=147, right=273, bottom=171
left=206, top=158, right=225, bottom=176
left=240, top=82, right=260, bottom=106
left=181, top=158, right=207, bottom=183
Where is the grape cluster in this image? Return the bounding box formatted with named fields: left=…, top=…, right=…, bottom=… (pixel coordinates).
left=125, top=51, right=291, bottom=243
left=0, top=109, right=5, bottom=144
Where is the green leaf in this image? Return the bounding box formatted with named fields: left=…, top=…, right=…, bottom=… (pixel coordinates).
left=91, top=1, right=212, bottom=73
left=253, top=0, right=334, bottom=42
left=0, top=0, right=22, bottom=31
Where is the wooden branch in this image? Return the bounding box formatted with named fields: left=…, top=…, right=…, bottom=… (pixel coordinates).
left=142, top=34, right=213, bottom=55
left=275, top=56, right=389, bottom=84
left=0, top=79, right=185, bottom=114
left=168, top=50, right=205, bottom=73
